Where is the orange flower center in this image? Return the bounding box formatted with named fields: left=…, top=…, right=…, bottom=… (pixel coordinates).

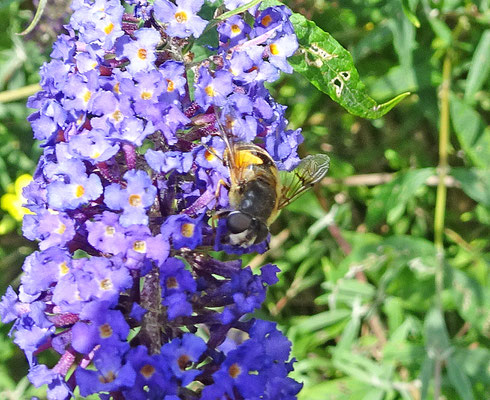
left=140, top=364, right=156, bottom=379
left=133, top=240, right=147, bottom=253
left=99, top=323, right=113, bottom=338
left=228, top=363, right=241, bottom=378
left=59, top=262, right=69, bottom=275
left=75, top=185, right=85, bottom=198
left=99, top=371, right=116, bottom=383
left=174, top=11, right=188, bottom=23
left=100, top=278, right=113, bottom=291
left=129, top=194, right=142, bottom=207
left=104, top=23, right=114, bottom=35
left=166, top=276, right=179, bottom=289
left=141, top=91, right=152, bottom=100
left=177, top=354, right=191, bottom=370
left=269, top=43, right=280, bottom=56
left=137, top=48, right=147, bottom=60
left=261, top=15, right=273, bottom=26
left=181, top=223, right=195, bottom=238
left=205, top=85, right=215, bottom=97
left=166, top=79, right=175, bottom=92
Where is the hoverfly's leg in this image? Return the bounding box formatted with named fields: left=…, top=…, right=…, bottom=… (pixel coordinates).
left=210, top=179, right=231, bottom=231
left=201, top=142, right=224, bottom=163
left=214, top=178, right=230, bottom=199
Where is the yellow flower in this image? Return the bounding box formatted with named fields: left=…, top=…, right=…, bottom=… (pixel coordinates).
left=1, top=174, right=33, bottom=221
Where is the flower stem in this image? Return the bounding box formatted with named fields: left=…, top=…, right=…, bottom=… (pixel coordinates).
left=0, top=83, right=40, bottom=103
left=433, top=52, right=451, bottom=400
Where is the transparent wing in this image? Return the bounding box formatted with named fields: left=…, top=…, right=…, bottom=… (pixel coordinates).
left=278, top=154, right=330, bottom=209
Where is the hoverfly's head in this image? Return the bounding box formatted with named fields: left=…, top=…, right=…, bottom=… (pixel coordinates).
left=224, top=211, right=269, bottom=247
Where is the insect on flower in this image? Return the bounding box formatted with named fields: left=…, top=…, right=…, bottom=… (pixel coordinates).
left=216, top=116, right=330, bottom=248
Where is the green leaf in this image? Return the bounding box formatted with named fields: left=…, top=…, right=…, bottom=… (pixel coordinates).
left=451, top=347, right=490, bottom=385
left=402, top=0, right=421, bottom=28
left=424, top=307, right=450, bottom=354
left=388, top=0, right=416, bottom=68
left=294, top=309, right=350, bottom=333
left=450, top=95, right=490, bottom=169
left=464, top=30, right=490, bottom=104
left=447, top=355, right=475, bottom=400
left=448, top=269, right=490, bottom=337
left=289, top=13, right=410, bottom=119
left=426, top=16, right=453, bottom=48
left=336, top=311, right=361, bottom=349
left=333, top=349, right=394, bottom=391
left=298, top=377, right=373, bottom=400
left=368, top=65, right=418, bottom=100
left=16, top=0, right=47, bottom=36
left=366, top=168, right=434, bottom=227
left=451, top=168, right=490, bottom=206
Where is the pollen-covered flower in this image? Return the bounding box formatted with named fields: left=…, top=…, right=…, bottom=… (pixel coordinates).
left=194, top=67, right=234, bottom=108
left=46, top=159, right=103, bottom=210
left=117, top=27, right=161, bottom=74
left=153, top=0, right=207, bottom=39
left=104, top=169, right=157, bottom=226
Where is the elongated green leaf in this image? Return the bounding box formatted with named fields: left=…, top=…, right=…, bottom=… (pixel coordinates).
left=450, top=95, right=490, bottom=169
left=402, top=0, right=421, bottom=28
left=336, top=311, right=361, bottom=349
left=464, top=30, right=490, bottom=104
left=294, top=309, right=350, bottom=333
left=298, top=377, right=371, bottom=400
left=447, top=355, right=475, bottom=400
left=17, top=0, right=48, bottom=36
left=451, top=168, right=490, bottom=206
left=333, top=350, right=394, bottom=390
left=289, top=13, right=410, bottom=119
left=451, top=347, right=490, bottom=385
left=388, top=0, right=416, bottom=68
left=424, top=308, right=450, bottom=354
left=448, top=269, right=490, bottom=337
left=366, top=168, right=434, bottom=227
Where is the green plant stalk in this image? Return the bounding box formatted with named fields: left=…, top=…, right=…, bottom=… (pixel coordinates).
left=433, top=53, right=451, bottom=400
left=434, top=54, right=451, bottom=269
left=0, top=84, right=41, bottom=103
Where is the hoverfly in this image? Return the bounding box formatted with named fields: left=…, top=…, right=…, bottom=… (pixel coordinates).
left=216, top=123, right=330, bottom=248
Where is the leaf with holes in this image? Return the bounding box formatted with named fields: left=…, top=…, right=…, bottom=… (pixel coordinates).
left=289, top=13, right=410, bottom=119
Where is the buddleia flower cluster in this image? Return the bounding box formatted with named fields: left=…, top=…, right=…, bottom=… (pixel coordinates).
left=0, top=0, right=305, bottom=398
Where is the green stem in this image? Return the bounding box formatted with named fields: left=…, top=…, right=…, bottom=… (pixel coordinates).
left=433, top=52, right=451, bottom=400
left=434, top=54, right=451, bottom=253
left=202, top=0, right=263, bottom=36
left=214, top=0, right=262, bottom=21
left=0, top=84, right=41, bottom=103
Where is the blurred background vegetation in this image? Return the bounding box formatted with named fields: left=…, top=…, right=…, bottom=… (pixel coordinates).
left=0, top=0, right=488, bottom=399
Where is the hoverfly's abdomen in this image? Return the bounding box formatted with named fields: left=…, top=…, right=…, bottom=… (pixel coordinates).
left=237, top=177, right=278, bottom=223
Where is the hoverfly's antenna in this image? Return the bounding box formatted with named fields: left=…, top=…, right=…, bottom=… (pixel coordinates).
left=213, top=106, right=235, bottom=168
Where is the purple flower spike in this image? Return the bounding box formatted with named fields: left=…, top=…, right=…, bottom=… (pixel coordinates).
left=5, top=1, right=306, bottom=398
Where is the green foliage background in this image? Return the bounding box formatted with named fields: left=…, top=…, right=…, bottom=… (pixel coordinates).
left=0, top=0, right=488, bottom=399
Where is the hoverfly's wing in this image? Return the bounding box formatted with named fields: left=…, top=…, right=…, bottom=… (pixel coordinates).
left=278, top=154, right=330, bottom=209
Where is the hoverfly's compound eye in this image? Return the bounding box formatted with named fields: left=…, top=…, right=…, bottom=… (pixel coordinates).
left=226, top=212, right=252, bottom=234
